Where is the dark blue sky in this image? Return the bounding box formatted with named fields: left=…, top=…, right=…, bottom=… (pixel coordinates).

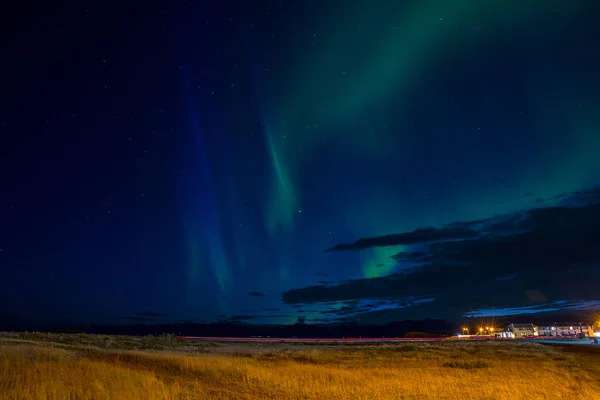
left=1, top=0, right=600, bottom=328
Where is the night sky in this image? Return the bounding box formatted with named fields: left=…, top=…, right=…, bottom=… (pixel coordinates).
left=1, top=0, right=600, bottom=328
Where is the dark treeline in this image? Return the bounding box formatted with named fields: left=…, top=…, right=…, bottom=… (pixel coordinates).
left=77, top=318, right=455, bottom=338
left=13, top=319, right=453, bottom=338
left=1, top=311, right=593, bottom=337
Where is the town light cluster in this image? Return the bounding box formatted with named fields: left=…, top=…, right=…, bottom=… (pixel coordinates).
left=460, top=322, right=595, bottom=338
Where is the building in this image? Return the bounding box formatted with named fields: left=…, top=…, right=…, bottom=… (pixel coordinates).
left=496, top=330, right=515, bottom=339
left=537, top=323, right=593, bottom=337
left=507, top=323, right=538, bottom=338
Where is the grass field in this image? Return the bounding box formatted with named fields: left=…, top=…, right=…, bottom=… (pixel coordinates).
left=1, top=332, right=600, bottom=399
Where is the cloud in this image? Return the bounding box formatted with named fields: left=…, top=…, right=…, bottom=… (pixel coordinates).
left=123, top=316, right=151, bottom=322
left=496, top=273, right=517, bottom=281
left=248, top=291, right=266, bottom=297
left=465, top=300, right=600, bottom=317
left=135, top=311, right=167, bottom=317
left=226, top=314, right=291, bottom=323
left=228, top=315, right=259, bottom=321
left=283, top=187, right=600, bottom=322
left=324, top=227, right=480, bottom=252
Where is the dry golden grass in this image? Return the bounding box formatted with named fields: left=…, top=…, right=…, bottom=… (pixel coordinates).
left=2, top=334, right=600, bottom=399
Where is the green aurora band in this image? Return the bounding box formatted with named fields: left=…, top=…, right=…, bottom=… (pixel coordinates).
left=257, top=0, right=596, bottom=279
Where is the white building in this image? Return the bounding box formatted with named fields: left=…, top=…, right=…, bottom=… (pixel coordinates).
left=507, top=323, right=538, bottom=338
left=537, top=323, right=593, bottom=337
left=497, top=330, right=515, bottom=338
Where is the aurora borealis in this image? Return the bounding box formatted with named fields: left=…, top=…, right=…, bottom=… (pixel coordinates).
left=1, top=0, right=600, bottom=328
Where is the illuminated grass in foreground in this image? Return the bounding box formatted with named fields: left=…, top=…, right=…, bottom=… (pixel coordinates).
left=1, top=333, right=600, bottom=399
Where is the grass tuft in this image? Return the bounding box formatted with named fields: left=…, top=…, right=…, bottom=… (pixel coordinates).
left=393, top=343, right=419, bottom=352
left=442, top=360, right=493, bottom=369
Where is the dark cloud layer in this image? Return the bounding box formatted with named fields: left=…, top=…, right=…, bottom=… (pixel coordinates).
left=123, top=316, right=151, bottom=322
left=227, top=314, right=290, bottom=322
left=135, top=311, right=167, bottom=317
left=324, top=227, right=480, bottom=252
left=284, top=188, right=600, bottom=322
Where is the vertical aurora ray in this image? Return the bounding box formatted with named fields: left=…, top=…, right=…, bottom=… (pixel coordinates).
left=250, top=98, right=299, bottom=236
left=179, top=80, right=232, bottom=311
left=242, top=36, right=299, bottom=238
left=265, top=129, right=298, bottom=235
left=184, top=133, right=232, bottom=292
left=214, top=121, right=250, bottom=274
